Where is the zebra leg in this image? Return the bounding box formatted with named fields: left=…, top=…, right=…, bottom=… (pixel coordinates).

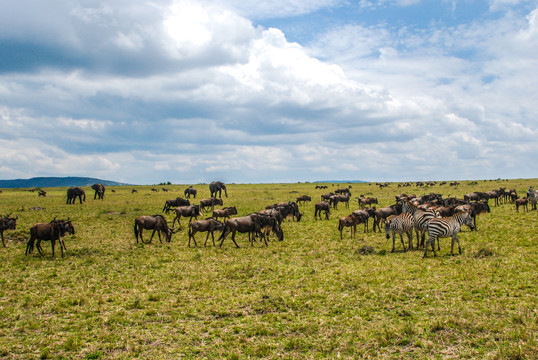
left=400, top=233, right=406, bottom=252
left=391, top=232, right=396, bottom=253
left=406, top=230, right=413, bottom=250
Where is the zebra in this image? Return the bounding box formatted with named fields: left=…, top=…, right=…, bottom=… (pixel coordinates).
left=402, top=200, right=438, bottom=248
left=384, top=212, right=415, bottom=252
left=527, top=187, right=537, bottom=211
left=424, top=211, right=475, bottom=258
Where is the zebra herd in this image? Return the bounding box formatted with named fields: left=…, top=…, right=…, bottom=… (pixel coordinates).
left=383, top=200, right=474, bottom=258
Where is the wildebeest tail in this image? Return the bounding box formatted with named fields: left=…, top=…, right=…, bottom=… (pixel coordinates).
left=134, top=221, right=139, bottom=240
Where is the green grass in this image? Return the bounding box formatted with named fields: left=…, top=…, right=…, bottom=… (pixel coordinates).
left=0, top=180, right=536, bottom=359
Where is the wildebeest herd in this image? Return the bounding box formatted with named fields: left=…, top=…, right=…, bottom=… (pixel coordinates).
left=0, top=182, right=535, bottom=258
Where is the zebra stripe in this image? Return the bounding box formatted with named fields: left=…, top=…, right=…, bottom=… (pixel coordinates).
left=402, top=200, right=438, bottom=248
left=424, top=212, right=474, bottom=258
left=385, top=212, right=415, bottom=252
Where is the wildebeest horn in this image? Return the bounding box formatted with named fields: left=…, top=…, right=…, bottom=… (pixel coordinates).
left=66, top=216, right=70, bottom=221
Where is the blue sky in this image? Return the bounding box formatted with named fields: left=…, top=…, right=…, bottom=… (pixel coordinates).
left=0, top=0, right=537, bottom=184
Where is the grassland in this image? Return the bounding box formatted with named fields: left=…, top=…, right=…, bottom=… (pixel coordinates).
left=0, top=179, right=536, bottom=359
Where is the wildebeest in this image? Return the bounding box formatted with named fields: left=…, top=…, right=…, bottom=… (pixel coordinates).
left=212, top=207, right=238, bottom=221
left=209, top=181, right=227, bottom=198
left=0, top=214, right=17, bottom=247
left=454, top=200, right=490, bottom=229
left=372, top=203, right=402, bottom=232
left=265, top=202, right=302, bottom=223
left=184, top=187, right=197, bottom=198
left=92, top=183, right=105, bottom=199
left=162, top=197, right=190, bottom=213
left=188, top=218, right=224, bottom=247
left=132, top=189, right=138, bottom=193
left=338, top=215, right=360, bottom=240
left=514, top=197, right=528, bottom=212
left=218, top=214, right=283, bottom=248
left=358, top=196, right=378, bottom=208
left=38, top=190, right=47, bottom=197
left=26, top=218, right=75, bottom=257
left=171, top=205, right=201, bottom=229
left=66, top=187, right=86, bottom=204
left=200, top=198, right=223, bottom=212
left=351, top=207, right=376, bottom=233
left=296, top=195, right=311, bottom=206
left=314, top=201, right=331, bottom=220
left=133, top=215, right=174, bottom=244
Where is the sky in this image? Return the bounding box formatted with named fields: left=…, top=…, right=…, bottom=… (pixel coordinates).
left=0, top=0, right=537, bottom=185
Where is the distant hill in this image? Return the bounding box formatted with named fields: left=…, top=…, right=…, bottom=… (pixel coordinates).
left=0, top=177, right=130, bottom=189
left=314, top=180, right=367, bottom=183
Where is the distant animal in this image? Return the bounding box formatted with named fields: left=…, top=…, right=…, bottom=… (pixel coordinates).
left=338, top=215, right=360, bottom=240
left=527, top=187, right=537, bottom=210
left=188, top=218, right=225, bottom=247
left=372, top=203, right=402, bottom=232
left=0, top=214, right=17, bottom=247
left=162, top=197, right=190, bottom=213
left=132, top=189, right=138, bottom=193
left=212, top=207, right=238, bottom=221
left=162, top=188, right=169, bottom=192
left=515, top=197, right=528, bottom=212
left=314, top=201, right=331, bottom=220
left=209, top=181, right=227, bottom=198
left=38, top=190, right=47, bottom=197
left=151, top=188, right=158, bottom=192
left=351, top=208, right=376, bottom=233
left=385, top=213, right=415, bottom=252
left=424, top=212, right=474, bottom=258
left=66, top=187, right=86, bottom=204
left=266, top=202, right=302, bottom=223
left=454, top=200, right=490, bottom=229
left=358, top=196, right=378, bottom=208
left=184, top=187, right=197, bottom=198
left=296, top=195, right=311, bottom=206
left=171, top=205, right=201, bottom=229
left=25, top=218, right=75, bottom=257
left=200, top=198, right=223, bottom=212
left=91, top=184, right=105, bottom=199
left=133, top=215, right=174, bottom=244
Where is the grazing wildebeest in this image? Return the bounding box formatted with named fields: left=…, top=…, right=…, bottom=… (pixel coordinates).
left=200, top=197, right=223, bottom=212
left=151, top=188, right=158, bottom=192
left=266, top=202, right=302, bottom=223
left=514, top=197, right=528, bottom=212
left=171, top=205, right=201, bottom=229
left=26, top=218, right=75, bottom=257
left=38, top=190, right=47, bottom=197
left=209, top=181, right=227, bottom=198
left=132, top=189, right=138, bottom=193
left=184, top=187, right=197, bottom=198
left=212, top=207, right=238, bottom=221
left=423, top=212, right=474, bottom=258
left=162, top=197, right=190, bottom=213
left=296, top=195, right=312, bottom=206
left=351, top=207, right=376, bottom=233
left=253, top=213, right=284, bottom=245
left=133, top=215, right=174, bottom=244
left=314, top=201, right=331, bottom=220
left=0, top=214, right=17, bottom=247
left=92, top=183, right=105, bottom=199
left=218, top=214, right=282, bottom=248
left=188, top=218, right=225, bottom=247
left=321, top=192, right=334, bottom=201
left=338, top=215, right=360, bottom=240
left=66, top=187, right=85, bottom=204
left=162, top=188, right=169, bottom=192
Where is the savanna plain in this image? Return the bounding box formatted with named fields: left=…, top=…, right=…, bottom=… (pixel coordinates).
left=0, top=180, right=536, bottom=359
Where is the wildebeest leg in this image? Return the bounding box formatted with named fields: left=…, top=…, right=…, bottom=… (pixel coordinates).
left=36, top=239, right=45, bottom=257
left=59, top=237, right=65, bottom=258
left=51, top=239, right=56, bottom=257
left=231, top=231, right=240, bottom=248
left=203, top=231, right=212, bottom=247
left=189, top=232, right=197, bottom=247
left=1, top=232, right=5, bottom=247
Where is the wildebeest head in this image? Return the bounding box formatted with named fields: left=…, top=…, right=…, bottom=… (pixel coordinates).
left=1, top=214, right=18, bottom=231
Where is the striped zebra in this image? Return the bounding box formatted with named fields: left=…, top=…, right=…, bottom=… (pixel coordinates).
left=402, top=200, right=438, bottom=248
left=385, top=212, right=415, bottom=252
left=424, top=211, right=475, bottom=258
left=527, top=187, right=537, bottom=211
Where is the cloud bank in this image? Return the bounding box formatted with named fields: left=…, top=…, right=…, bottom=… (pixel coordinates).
left=0, top=0, right=536, bottom=184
